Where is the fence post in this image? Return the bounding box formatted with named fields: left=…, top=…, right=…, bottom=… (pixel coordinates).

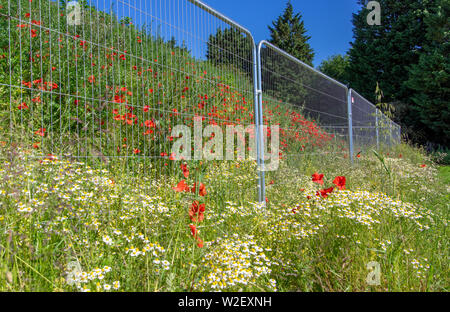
left=252, top=45, right=262, bottom=203
left=389, top=120, right=393, bottom=147
left=375, top=109, right=379, bottom=149
left=348, top=89, right=354, bottom=164
left=256, top=43, right=266, bottom=204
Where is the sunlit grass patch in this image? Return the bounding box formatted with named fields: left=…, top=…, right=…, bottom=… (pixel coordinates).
left=0, top=140, right=448, bottom=292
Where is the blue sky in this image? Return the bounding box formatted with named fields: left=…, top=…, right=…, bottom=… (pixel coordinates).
left=71, top=0, right=362, bottom=67
left=202, top=0, right=362, bottom=68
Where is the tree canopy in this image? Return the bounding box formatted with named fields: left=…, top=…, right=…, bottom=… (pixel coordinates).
left=206, top=27, right=252, bottom=75
left=268, top=1, right=314, bottom=66
left=346, top=0, right=449, bottom=147
left=318, top=54, right=350, bottom=85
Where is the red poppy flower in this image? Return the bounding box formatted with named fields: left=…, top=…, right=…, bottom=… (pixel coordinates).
left=35, top=128, right=46, bottom=137
left=18, top=102, right=29, bottom=110
left=312, top=172, right=324, bottom=185
left=197, top=239, right=204, bottom=248
left=133, top=149, right=140, bottom=154
left=191, top=183, right=206, bottom=196
left=332, top=176, right=346, bottom=190
left=46, top=154, right=56, bottom=161
left=189, top=201, right=205, bottom=223
left=316, top=187, right=334, bottom=198
left=180, top=163, right=189, bottom=178
left=189, top=224, right=197, bottom=238
left=420, top=164, right=426, bottom=168
left=172, top=180, right=189, bottom=192
left=144, top=119, right=155, bottom=128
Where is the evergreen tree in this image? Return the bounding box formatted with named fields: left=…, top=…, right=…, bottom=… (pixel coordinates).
left=347, top=0, right=429, bottom=103
left=206, top=28, right=252, bottom=75
left=347, top=0, right=447, bottom=146
left=259, top=0, right=315, bottom=118
left=406, top=0, right=450, bottom=146
left=318, top=54, right=350, bottom=85
left=268, top=1, right=314, bottom=65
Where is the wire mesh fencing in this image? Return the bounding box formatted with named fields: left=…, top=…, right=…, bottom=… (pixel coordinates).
left=391, top=121, right=401, bottom=145
left=350, top=89, right=379, bottom=152
left=257, top=40, right=350, bottom=160
left=350, top=89, right=401, bottom=150
left=1, top=0, right=401, bottom=203
left=1, top=0, right=264, bottom=198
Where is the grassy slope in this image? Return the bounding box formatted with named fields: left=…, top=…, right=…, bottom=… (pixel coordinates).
left=0, top=0, right=448, bottom=292
left=0, top=143, right=448, bottom=292
left=438, top=166, right=450, bottom=185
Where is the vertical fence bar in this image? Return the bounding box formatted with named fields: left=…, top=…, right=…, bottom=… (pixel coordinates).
left=389, top=120, right=394, bottom=146
left=256, top=41, right=265, bottom=203
left=376, top=109, right=380, bottom=149
left=348, top=89, right=354, bottom=163
left=253, top=44, right=265, bottom=203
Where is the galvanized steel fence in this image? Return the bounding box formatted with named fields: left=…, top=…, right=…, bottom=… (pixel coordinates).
left=257, top=40, right=350, bottom=156
left=350, top=88, right=401, bottom=152
left=0, top=0, right=401, bottom=203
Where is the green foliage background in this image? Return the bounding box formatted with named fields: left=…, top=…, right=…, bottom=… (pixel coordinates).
left=345, top=0, right=449, bottom=148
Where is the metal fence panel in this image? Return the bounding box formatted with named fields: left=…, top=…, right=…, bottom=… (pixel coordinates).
left=350, top=89, right=401, bottom=149
left=350, top=89, right=378, bottom=151
left=256, top=40, right=351, bottom=201
left=257, top=40, right=350, bottom=156
left=391, top=121, right=401, bottom=145
left=1, top=0, right=402, bottom=204
left=1, top=0, right=262, bottom=197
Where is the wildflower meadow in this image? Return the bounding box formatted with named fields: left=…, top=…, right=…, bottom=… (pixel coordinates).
left=0, top=0, right=448, bottom=293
